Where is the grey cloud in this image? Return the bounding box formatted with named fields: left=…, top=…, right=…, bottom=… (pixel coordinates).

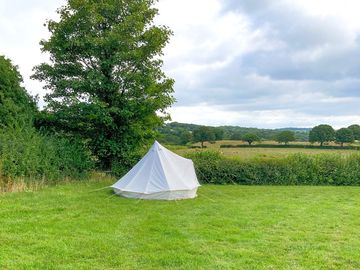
left=166, top=0, right=360, bottom=126
left=172, top=53, right=360, bottom=117
left=1, top=0, right=358, bottom=127
left=221, top=0, right=360, bottom=81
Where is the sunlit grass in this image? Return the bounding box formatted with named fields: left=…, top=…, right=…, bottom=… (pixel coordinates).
left=1, top=181, right=360, bottom=269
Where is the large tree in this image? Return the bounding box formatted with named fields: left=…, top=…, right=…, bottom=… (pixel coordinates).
left=0, top=55, right=36, bottom=128
left=335, top=128, right=354, bottom=147
left=309, top=124, right=335, bottom=146
left=32, top=0, right=175, bottom=169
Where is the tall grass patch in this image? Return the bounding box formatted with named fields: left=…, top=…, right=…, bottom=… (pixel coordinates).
left=187, top=151, right=360, bottom=185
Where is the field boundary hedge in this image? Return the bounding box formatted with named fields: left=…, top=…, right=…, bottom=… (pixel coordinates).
left=220, top=144, right=360, bottom=150
left=187, top=151, right=360, bottom=186
left=0, top=126, right=94, bottom=182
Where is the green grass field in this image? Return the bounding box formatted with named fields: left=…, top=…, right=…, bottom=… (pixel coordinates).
left=175, top=140, right=358, bottom=159
left=1, top=180, right=360, bottom=269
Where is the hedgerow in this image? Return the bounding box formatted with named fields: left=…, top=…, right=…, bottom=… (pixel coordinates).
left=0, top=126, right=94, bottom=182
left=187, top=151, right=360, bottom=185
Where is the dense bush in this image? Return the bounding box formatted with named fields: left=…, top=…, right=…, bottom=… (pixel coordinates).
left=0, top=126, right=94, bottom=181
left=0, top=55, right=37, bottom=128
left=187, top=151, right=360, bottom=186
left=111, top=153, right=143, bottom=178
left=220, top=144, right=360, bottom=150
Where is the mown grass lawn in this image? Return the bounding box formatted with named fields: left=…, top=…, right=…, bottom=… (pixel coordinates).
left=1, top=182, right=360, bottom=270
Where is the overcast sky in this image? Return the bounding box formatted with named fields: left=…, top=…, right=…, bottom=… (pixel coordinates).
left=1, top=0, right=360, bottom=128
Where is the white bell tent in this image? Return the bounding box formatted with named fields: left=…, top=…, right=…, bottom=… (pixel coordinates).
left=111, top=141, right=200, bottom=200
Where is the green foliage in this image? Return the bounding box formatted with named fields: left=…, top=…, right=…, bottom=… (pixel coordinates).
left=187, top=151, right=360, bottom=185
left=220, top=143, right=360, bottom=150
left=0, top=54, right=93, bottom=183
left=226, top=126, right=309, bottom=141
left=110, top=151, right=145, bottom=178
left=157, top=123, right=224, bottom=145
left=275, top=131, right=295, bottom=144
left=241, top=133, right=260, bottom=145
left=157, top=122, right=309, bottom=144
left=179, top=131, right=192, bottom=145
left=230, top=132, right=243, bottom=140
left=0, top=126, right=94, bottom=181
left=193, top=126, right=215, bottom=148
left=156, top=122, right=199, bottom=144
left=32, top=0, right=174, bottom=169
left=348, top=124, right=360, bottom=140
left=309, top=124, right=335, bottom=146
left=0, top=55, right=37, bottom=127
left=336, top=128, right=355, bottom=146
left=213, top=127, right=224, bottom=140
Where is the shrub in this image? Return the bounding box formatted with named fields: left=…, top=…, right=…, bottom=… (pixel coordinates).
left=111, top=154, right=143, bottom=178
left=0, top=126, right=94, bottom=182
left=186, top=151, right=360, bottom=186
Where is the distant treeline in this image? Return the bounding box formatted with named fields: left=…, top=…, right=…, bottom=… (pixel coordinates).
left=157, top=122, right=310, bottom=145
left=220, top=144, right=360, bottom=150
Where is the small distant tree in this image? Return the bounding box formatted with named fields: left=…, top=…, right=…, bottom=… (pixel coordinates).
left=241, top=133, right=260, bottom=145
left=275, top=131, right=295, bottom=145
left=335, top=128, right=354, bottom=147
left=193, top=126, right=215, bottom=148
left=348, top=124, right=360, bottom=141
left=309, top=124, right=335, bottom=146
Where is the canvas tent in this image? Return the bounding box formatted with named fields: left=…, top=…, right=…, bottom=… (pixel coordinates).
left=111, top=141, right=200, bottom=200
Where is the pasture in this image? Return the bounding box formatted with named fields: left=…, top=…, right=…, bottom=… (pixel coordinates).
left=175, top=140, right=359, bottom=159
left=1, top=180, right=360, bottom=269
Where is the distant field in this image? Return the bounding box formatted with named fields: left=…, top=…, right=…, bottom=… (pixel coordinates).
left=175, top=140, right=359, bottom=159
left=192, top=140, right=357, bottom=148
left=1, top=182, right=360, bottom=269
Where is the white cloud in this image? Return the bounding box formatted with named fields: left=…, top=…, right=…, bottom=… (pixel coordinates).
left=157, top=0, right=276, bottom=74
left=294, top=0, right=360, bottom=29
left=0, top=0, right=64, bottom=101
left=0, top=0, right=359, bottom=128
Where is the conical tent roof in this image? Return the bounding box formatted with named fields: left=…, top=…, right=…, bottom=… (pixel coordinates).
left=111, top=141, right=200, bottom=199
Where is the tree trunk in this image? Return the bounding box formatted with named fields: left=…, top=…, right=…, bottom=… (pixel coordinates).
left=320, top=141, right=323, bottom=147
left=201, top=141, right=204, bottom=148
